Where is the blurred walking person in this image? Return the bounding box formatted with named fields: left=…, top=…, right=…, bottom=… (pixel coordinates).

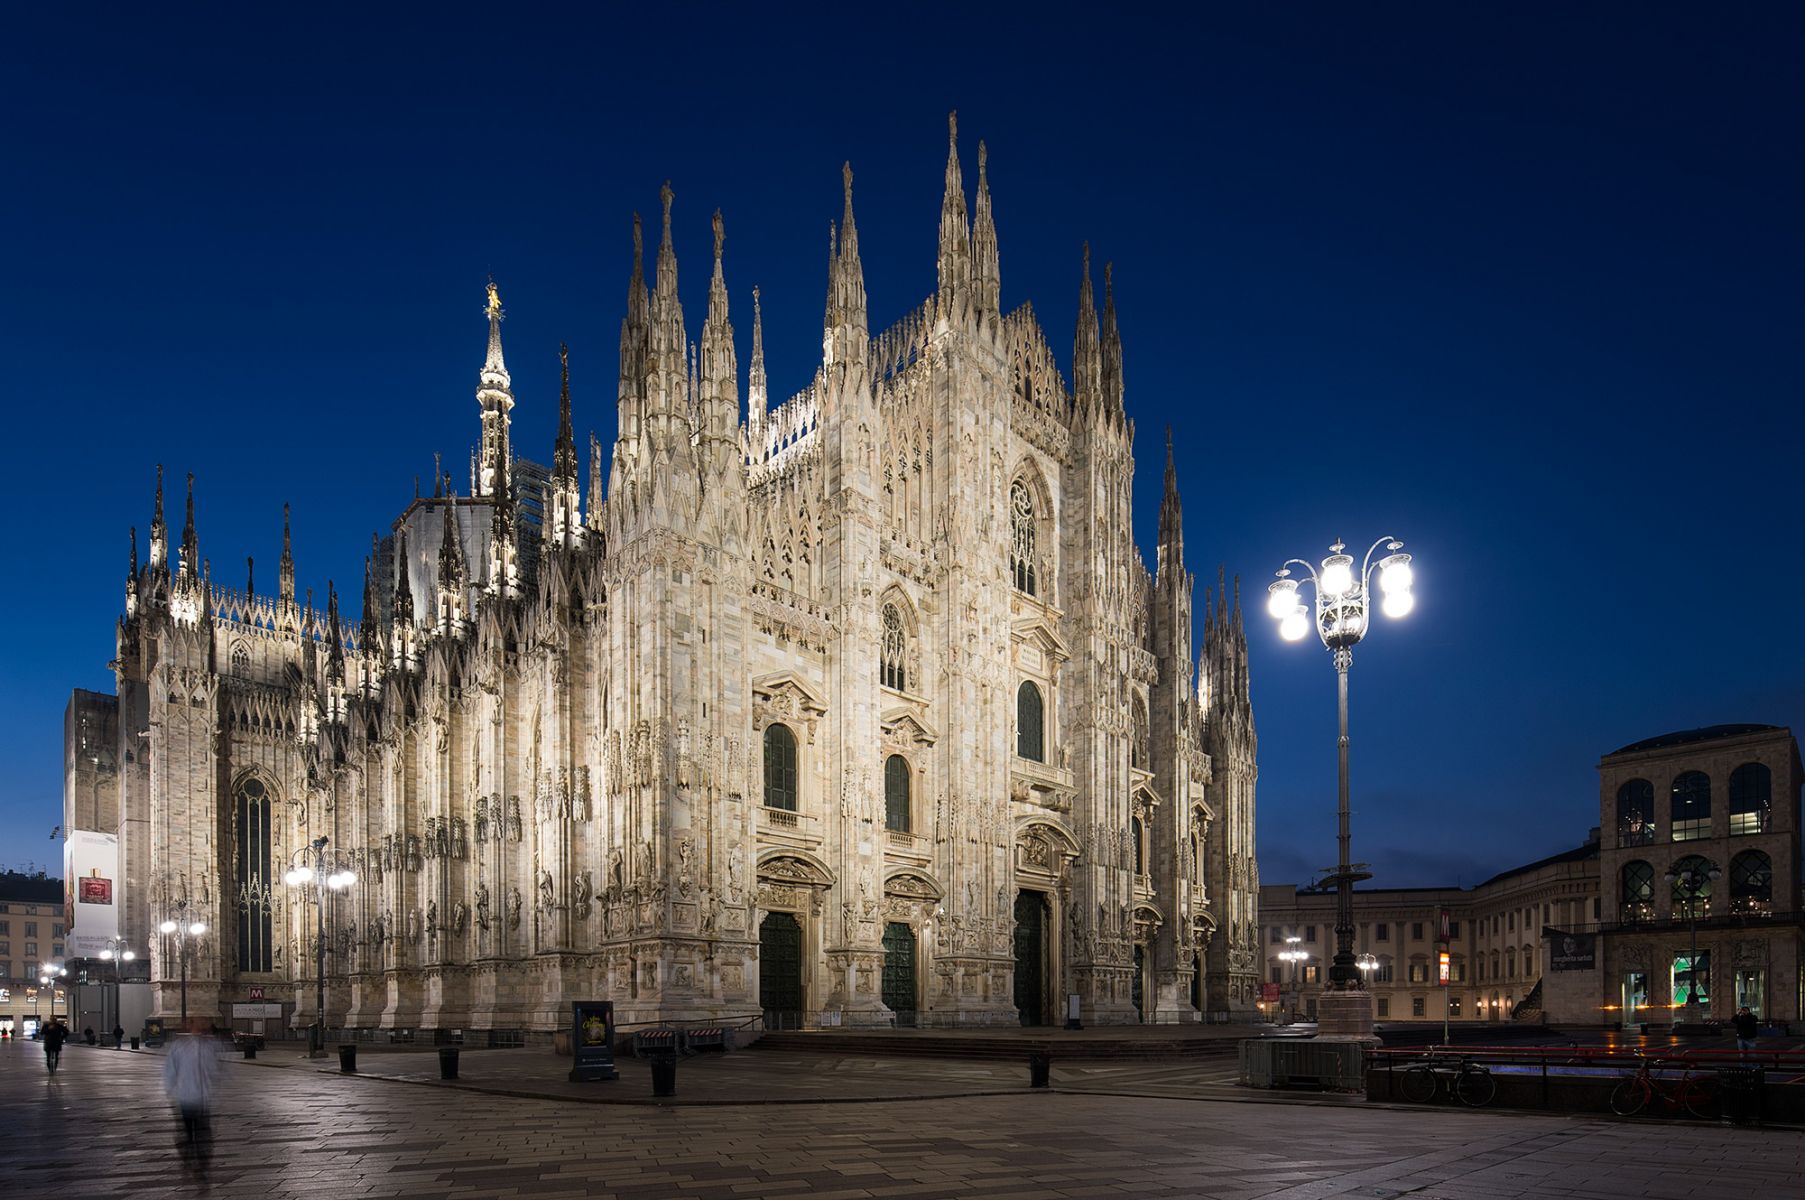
left=42, top=1017, right=68, bottom=1073
left=163, top=1017, right=219, bottom=1183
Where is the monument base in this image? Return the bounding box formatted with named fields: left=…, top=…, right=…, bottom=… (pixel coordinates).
left=1316, top=989, right=1378, bottom=1041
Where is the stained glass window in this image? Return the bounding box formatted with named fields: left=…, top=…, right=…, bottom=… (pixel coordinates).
left=1010, top=480, right=1037, bottom=595
left=885, top=754, right=911, bottom=833
left=1016, top=681, right=1044, bottom=762
left=880, top=603, right=907, bottom=691
left=763, top=724, right=798, bottom=811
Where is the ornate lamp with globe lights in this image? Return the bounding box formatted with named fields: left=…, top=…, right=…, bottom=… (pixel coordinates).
left=1266, top=537, right=1416, bottom=1038
left=284, top=836, right=355, bottom=1057
left=157, top=901, right=208, bottom=1022
left=99, top=937, right=138, bottom=1046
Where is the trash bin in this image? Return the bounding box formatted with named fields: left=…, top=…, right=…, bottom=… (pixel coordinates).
left=1029, top=1052, right=1051, bottom=1089
left=650, top=1051, right=677, bottom=1097
left=243, top=1043, right=257, bottom=1060
left=1719, top=1066, right=1765, bottom=1126
left=130, top=1037, right=141, bottom=1050
left=338, top=1043, right=357, bottom=1073
left=439, top=1047, right=460, bottom=1080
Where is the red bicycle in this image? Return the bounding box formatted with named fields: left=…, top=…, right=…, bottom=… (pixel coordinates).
left=1609, top=1057, right=1715, bottom=1119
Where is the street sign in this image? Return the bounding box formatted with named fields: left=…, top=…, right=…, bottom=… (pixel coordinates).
left=1438, top=950, right=1450, bottom=986
left=247, top=986, right=265, bottom=1000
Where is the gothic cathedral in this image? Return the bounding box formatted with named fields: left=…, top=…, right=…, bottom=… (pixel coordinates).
left=75, top=118, right=1260, bottom=1034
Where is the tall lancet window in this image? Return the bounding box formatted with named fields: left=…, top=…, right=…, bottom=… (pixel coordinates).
left=1010, top=480, right=1038, bottom=595
left=236, top=778, right=274, bottom=973
left=1016, top=681, right=1045, bottom=762
left=880, top=603, right=908, bottom=691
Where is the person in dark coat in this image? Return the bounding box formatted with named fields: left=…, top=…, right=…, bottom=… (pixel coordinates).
left=1733, top=1006, right=1760, bottom=1053
left=43, top=1018, right=69, bottom=1072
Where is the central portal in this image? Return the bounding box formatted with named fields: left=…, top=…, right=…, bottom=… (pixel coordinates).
left=759, top=911, right=803, bottom=1030
left=1013, top=890, right=1046, bottom=1026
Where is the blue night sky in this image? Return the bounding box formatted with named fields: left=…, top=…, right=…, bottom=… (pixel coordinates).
left=2, top=6, right=1800, bottom=886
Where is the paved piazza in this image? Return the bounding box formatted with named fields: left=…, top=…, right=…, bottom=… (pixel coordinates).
left=4, top=1041, right=1798, bottom=1199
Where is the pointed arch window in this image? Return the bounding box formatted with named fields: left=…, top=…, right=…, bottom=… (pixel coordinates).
left=1010, top=480, right=1038, bottom=595
left=235, top=778, right=273, bottom=973
left=1131, top=698, right=1149, bottom=770
left=1131, top=815, right=1146, bottom=876
left=763, top=724, right=798, bottom=812
left=1729, top=763, right=1771, bottom=835
left=1670, top=771, right=1711, bottom=841
left=880, top=603, right=908, bottom=691
left=1016, top=681, right=1044, bottom=762
left=1616, top=779, right=1654, bottom=846
left=884, top=754, right=912, bottom=833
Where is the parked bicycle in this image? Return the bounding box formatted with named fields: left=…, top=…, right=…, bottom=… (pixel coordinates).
left=1398, top=1054, right=1497, bottom=1107
left=1609, top=1056, right=1715, bottom=1119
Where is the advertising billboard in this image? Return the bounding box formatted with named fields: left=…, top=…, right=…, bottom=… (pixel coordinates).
left=65, top=830, right=120, bottom=957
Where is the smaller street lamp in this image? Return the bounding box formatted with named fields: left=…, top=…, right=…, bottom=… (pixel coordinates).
left=1663, top=861, right=1721, bottom=1021
left=158, top=901, right=209, bottom=1023
left=285, top=835, right=356, bottom=1058
left=99, top=937, right=138, bottom=1046
left=36, top=962, right=68, bottom=1028
left=1278, top=935, right=1310, bottom=1024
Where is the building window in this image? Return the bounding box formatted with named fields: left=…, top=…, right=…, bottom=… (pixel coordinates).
left=0, top=920, right=8, bottom=935
left=1270, top=927, right=1284, bottom=945
left=1670, top=853, right=1715, bottom=914
left=1130, top=698, right=1148, bottom=770
left=1449, top=995, right=1462, bottom=1017
left=763, top=724, right=799, bottom=811
left=1729, top=849, right=1772, bottom=912
left=880, top=603, right=908, bottom=691
left=1411, top=922, right=1424, bottom=941
left=1303, top=964, right=1319, bottom=984
left=1454, top=960, right=1467, bottom=983
left=1412, top=996, right=1426, bottom=1018
left=1507, top=911, right=1515, bottom=931
left=1271, top=964, right=1283, bottom=983
left=884, top=754, right=911, bottom=833
left=24, top=922, right=36, bottom=938
left=26, top=941, right=39, bottom=958
left=1009, top=480, right=1038, bottom=596
left=1408, top=962, right=1428, bottom=983
left=1616, top=778, right=1656, bottom=846
left=1620, top=859, right=1655, bottom=918
left=1016, top=681, right=1044, bottom=762
left=236, top=777, right=274, bottom=974
left=1374, top=923, right=1389, bottom=942
left=1729, top=763, right=1772, bottom=835
left=1376, top=997, right=1390, bottom=1018
left=1304, top=925, right=1316, bottom=943
left=1131, top=815, right=1146, bottom=875
left=1376, top=958, right=1394, bottom=983
left=1506, top=950, right=1517, bottom=978
left=1670, top=770, right=1711, bottom=841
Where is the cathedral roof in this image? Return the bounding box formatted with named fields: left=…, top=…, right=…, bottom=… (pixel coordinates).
left=1605, top=723, right=1780, bottom=758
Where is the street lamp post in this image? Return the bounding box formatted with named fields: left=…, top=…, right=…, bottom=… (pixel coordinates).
left=1267, top=537, right=1416, bottom=1038
left=158, top=901, right=208, bottom=1023
left=284, top=836, right=355, bottom=1058
left=1664, top=861, right=1720, bottom=1022
left=99, top=937, right=137, bottom=1046
left=36, top=962, right=67, bottom=1029
left=1278, top=935, right=1309, bottom=1024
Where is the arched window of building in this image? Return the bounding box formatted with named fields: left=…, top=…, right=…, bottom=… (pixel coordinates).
left=1016, top=681, right=1044, bottom=762
left=1621, top=860, right=1655, bottom=919
left=1669, top=853, right=1715, bottom=912
left=763, top=724, right=798, bottom=811
left=1009, top=480, right=1038, bottom=596
left=880, top=602, right=908, bottom=692
left=884, top=754, right=911, bottom=834
left=1730, top=849, right=1772, bottom=911
left=230, top=641, right=251, bottom=676
left=1729, top=763, right=1772, bottom=835
left=1130, top=697, right=1149, bottom=770
left=1131, top=815, right=1146, bottom=876
left=235, top=778, right=273, bottom=973
left=1670, top=771, right=1711, bottom=841
left=1506, top=948, right=1517, bottom=978
left=1616, top=779, right=1655, bottom=846
left=1189, top=826, right=1203, bottom=881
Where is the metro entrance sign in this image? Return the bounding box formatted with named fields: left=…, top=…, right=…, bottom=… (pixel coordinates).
left=247, top=986, right=265, bottom=1000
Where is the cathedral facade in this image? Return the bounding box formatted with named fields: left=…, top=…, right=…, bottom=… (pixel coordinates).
left=74, top=120, right=1260, bottom=1034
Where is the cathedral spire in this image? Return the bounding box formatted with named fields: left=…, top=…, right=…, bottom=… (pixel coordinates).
left=616, top=212, right=650, bottom=463
left=1072, top=243, right=1102, bottom=410
left=392, top=525, right=414, bottom=626
left=129, top=526, right=138, bottom=581
left=149, top=465, right=168, bottom=577
left=824, top=162, right=867, bottom=366
left=178, top=472, right=198, bottom=579
left=650, top=181, right=687, bottom=411
left=360, top=534, right=380, bottom=650
left=1158, top=426, right=1183, bottom=558
left=550, top=343, right=581, bottom=550
left=245, top=555, right=255, bottom=602
left=324, top=580, right=345, bottom=685
left=475, top=280, right=515, bottom=498
left=971, top=138, right=999, bottom=316
left=279, top=502, right=295, bottom=605
left=748, top=284, right=767, bottom=433
left=554, top=342, right=577, bottom=480
left=699, top=209, right=740, bottom=471
left=1101, top=262, right=1125, bottom=422
left=937, top=111, right=970, bottom=304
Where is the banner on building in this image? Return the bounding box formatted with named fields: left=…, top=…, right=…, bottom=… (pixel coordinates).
left=65, top=830, right=120, bottom=957
left=1548, top=930, right=1596, bottom=972
left=1260, top=982, right=1281, bottom=1002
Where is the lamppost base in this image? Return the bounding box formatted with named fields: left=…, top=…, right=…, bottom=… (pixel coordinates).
left=1316, top=990, right=1378, bottom=1040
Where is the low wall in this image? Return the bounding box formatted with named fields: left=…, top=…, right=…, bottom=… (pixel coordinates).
left=1366, top=1063, right=1805, bottom=1123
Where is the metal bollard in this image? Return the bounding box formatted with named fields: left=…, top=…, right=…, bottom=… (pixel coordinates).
left=650, top=1051, right=677, bottom=1098
left=338, top=1043, right=357, bottom=1073
left=439, top=1047, right=460, bottom=1080
left=1029, top=1051, right=1051, bottom=1088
